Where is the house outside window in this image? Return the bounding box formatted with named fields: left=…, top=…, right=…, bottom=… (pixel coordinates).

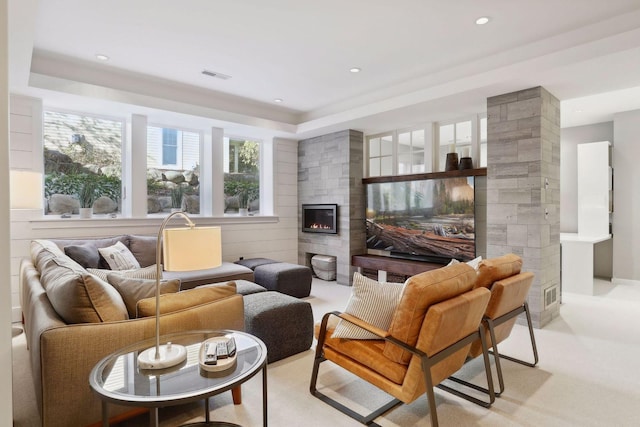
left=437, top=119, right=472, bottom=171
left=42, top=110, right=123, bottom=216
left=147, top=125, right=201, bottom=214
left=224, top=137, right=260, bottom=214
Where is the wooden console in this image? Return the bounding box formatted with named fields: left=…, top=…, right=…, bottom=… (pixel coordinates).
left=351, top=254, right=445, bottom=278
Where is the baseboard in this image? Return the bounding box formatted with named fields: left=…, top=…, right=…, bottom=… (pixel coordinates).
left=612, top=277, right=640, bottom=286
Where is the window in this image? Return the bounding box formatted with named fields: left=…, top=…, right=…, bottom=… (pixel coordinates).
left=224, top=137, right=260, bottom=214
left=162, top=128, right=178, bottom=165
left=397, top=129, right=426, bottom=174
left=479, top=115, right=487, bottom=167
left=438, top=119, right=472, bottom=171
left=147, top=126, right=201, bottom=214
left=368, top=134, right=394, bottom=177
left=43, top=110, right=123, bottom=216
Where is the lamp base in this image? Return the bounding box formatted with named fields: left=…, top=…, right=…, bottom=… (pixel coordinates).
left=137, top=342, right=187, bottom=370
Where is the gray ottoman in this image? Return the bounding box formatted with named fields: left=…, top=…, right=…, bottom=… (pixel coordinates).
left=243, top=291, right=314, bottom=363
left=253, top=262, right=312, bottom=298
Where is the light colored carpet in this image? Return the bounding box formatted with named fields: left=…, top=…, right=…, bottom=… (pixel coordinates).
left=12, top=278, right=640, bottom=426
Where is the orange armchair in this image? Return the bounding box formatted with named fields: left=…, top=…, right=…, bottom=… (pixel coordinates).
left=467, top=254, right=539, bottom=395
left=310, top=263, right=495, bottom=427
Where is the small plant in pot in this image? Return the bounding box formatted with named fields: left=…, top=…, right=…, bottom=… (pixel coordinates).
left=77, top=181, right=98, bottom=218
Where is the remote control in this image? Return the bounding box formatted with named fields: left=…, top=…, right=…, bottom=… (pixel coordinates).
left=216, top=341, right=229, bottom=359
left=226, top=337, right=236, bottom=357
left=204, top=343, right=217, bottom=365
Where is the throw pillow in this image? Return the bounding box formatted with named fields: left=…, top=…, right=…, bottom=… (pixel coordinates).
left=88, top=264, right=159, bottom=282
left=107, top=274, right=180, bottom=318
left=64, top=244, right=101, bottom=269
left=137, top=281, right=237, bottom=317
left=447, top=256, right=482, bottom=270
left=98, top=241, right=141, bottom=270
left=39, top=255, right=128, bottom=323
left=331, top=272, right=404, bottom=340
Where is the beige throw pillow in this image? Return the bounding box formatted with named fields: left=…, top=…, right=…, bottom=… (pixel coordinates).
left=88, top=264, right=158, bottom=282
left=107, top=274, right=180, bottom=318
left=98, top=241, right=140, bottom=270
left=39, top=255, right=128, bottom=323
left=137, top=282, right=237, bottom=317
left=331, top=272, right=404, bottom=340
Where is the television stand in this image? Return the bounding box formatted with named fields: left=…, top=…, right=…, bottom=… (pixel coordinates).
left=351, top=254, right=445, bottom=282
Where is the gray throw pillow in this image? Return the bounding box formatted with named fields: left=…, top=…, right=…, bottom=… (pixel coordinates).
left=64, top=244, right=101, bottom=269
left=107, top=274, right=180, bottom=318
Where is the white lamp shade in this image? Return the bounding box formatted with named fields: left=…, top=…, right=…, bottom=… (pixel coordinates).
left=162, top=226, right=222, bottom=271
left=10, top=170, right=43, bottom=209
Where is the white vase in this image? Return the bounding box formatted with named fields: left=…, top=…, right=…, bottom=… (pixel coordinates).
left=239, top=208, right=248, bottom=216
left=79, top=208, right=93, bottom=218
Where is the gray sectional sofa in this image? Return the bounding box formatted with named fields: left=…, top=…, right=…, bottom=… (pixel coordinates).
left=20, top=235, right=313, bottom=427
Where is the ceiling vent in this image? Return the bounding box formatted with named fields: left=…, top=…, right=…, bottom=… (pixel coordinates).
left=201, top=69, right=232, bottom=80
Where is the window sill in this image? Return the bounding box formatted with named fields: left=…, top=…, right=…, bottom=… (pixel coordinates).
left=24, top=213, right=279, bottom=230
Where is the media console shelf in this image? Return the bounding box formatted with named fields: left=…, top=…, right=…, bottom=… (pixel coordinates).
left=362, top=167, right=486, bottom=184
left=352, top=254, right=445, bottom=282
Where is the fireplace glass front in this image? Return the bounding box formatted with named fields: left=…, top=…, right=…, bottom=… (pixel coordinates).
left=302, top=204, right=338, bottom=234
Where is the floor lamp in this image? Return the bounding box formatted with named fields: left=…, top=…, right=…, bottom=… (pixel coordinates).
left=10, top=170, right=44, bottom=337
left=137, top=211, right=222, bottom=370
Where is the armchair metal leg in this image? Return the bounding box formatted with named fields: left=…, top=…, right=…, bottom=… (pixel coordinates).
left=437, top=325, right=496, bottom=407
left=486, top=302, right=539, bottom=395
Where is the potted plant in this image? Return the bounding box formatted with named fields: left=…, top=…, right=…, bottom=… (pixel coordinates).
left=77, top=181, right=97, bottom=218
left=237, top=189, right=249, bottom=216
left=170, top=186, right=184, bottom=212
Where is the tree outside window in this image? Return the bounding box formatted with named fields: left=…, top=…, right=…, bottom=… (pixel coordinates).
left=224, top=138, right=260, bottom=214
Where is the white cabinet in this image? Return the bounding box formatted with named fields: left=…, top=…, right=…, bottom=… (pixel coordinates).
left=577, top=141, right=611, bottom=236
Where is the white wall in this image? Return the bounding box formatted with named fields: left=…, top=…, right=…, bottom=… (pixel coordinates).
left=8, top=97, right=299, bottom=322
left=612, top=109, right=640, bottom=282
left=560, top=122, right=614, bottom=278
left=1, top=0, right=14, bottom=422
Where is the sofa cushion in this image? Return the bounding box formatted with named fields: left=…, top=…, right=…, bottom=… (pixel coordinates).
left=332, top=272, right=404, bottom=340
left=127, top=235, right=158, bottom=267
left=162, top=262, right=254, bottom=290
left=107, top=274, right=180, bottom=318
left=98, top=242, right=141, bottom=270
left=474, top=254, right=523, bottom=289
left=136, top=281, right=237, bottom=317
left=383, top=263, right=477, bottom=364
left=38, top=253, right=128, bottom=323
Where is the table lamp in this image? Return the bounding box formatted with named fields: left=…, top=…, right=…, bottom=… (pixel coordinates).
left=137, top=211, right=222, bottom=370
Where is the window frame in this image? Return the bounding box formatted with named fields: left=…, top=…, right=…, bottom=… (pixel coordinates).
left=223, top=135, right=263, bottom=216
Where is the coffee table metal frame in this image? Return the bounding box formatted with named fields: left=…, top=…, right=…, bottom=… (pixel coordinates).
left=89, top=330, right=267, bottom=427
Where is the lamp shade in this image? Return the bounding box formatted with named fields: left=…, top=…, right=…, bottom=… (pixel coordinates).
left=162, top=226, right=222, bottom=271
left=10, top=170, right=43, bottom=209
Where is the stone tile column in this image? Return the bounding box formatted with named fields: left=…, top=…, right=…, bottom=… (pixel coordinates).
left=486, top=86, right=560, bottom=328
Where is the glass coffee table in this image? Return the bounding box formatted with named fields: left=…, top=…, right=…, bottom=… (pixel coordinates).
left=89, top=330, right=267, bottom=427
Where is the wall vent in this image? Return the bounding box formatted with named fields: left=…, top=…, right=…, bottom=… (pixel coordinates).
left=201, top=69, right=232, bottom=80
left=544, top=285, right=559, bottom=309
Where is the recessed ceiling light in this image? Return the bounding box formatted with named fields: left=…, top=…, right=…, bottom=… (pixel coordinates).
left=274, top=98, right=283, bottom=103
left=95, top=54, right=109, bottom=61
left=475, top=16, right=490, bottom=25
left=349, top=67, right=361, bottom=73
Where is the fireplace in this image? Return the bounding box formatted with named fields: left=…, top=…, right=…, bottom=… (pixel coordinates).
left=302, top=204, right=338, bottom=234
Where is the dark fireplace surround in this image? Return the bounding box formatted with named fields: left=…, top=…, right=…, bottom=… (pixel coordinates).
left=302, top=204, right=338, bottom=234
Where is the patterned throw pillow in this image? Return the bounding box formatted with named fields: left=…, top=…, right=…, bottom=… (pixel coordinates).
left=331, top=272, right=405, bottom=340
left=98, top=241, right=140, bottom=270
left=87, top=264, right=159, bottom=282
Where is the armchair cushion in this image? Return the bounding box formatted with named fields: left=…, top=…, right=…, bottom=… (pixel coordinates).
left=474, top=253, right=522, bottom=289
left=383, top=263, right=477, bottom=364
left=331, top=272, right=404, bottom=340
left=136, top=281, right=237, bottom=317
